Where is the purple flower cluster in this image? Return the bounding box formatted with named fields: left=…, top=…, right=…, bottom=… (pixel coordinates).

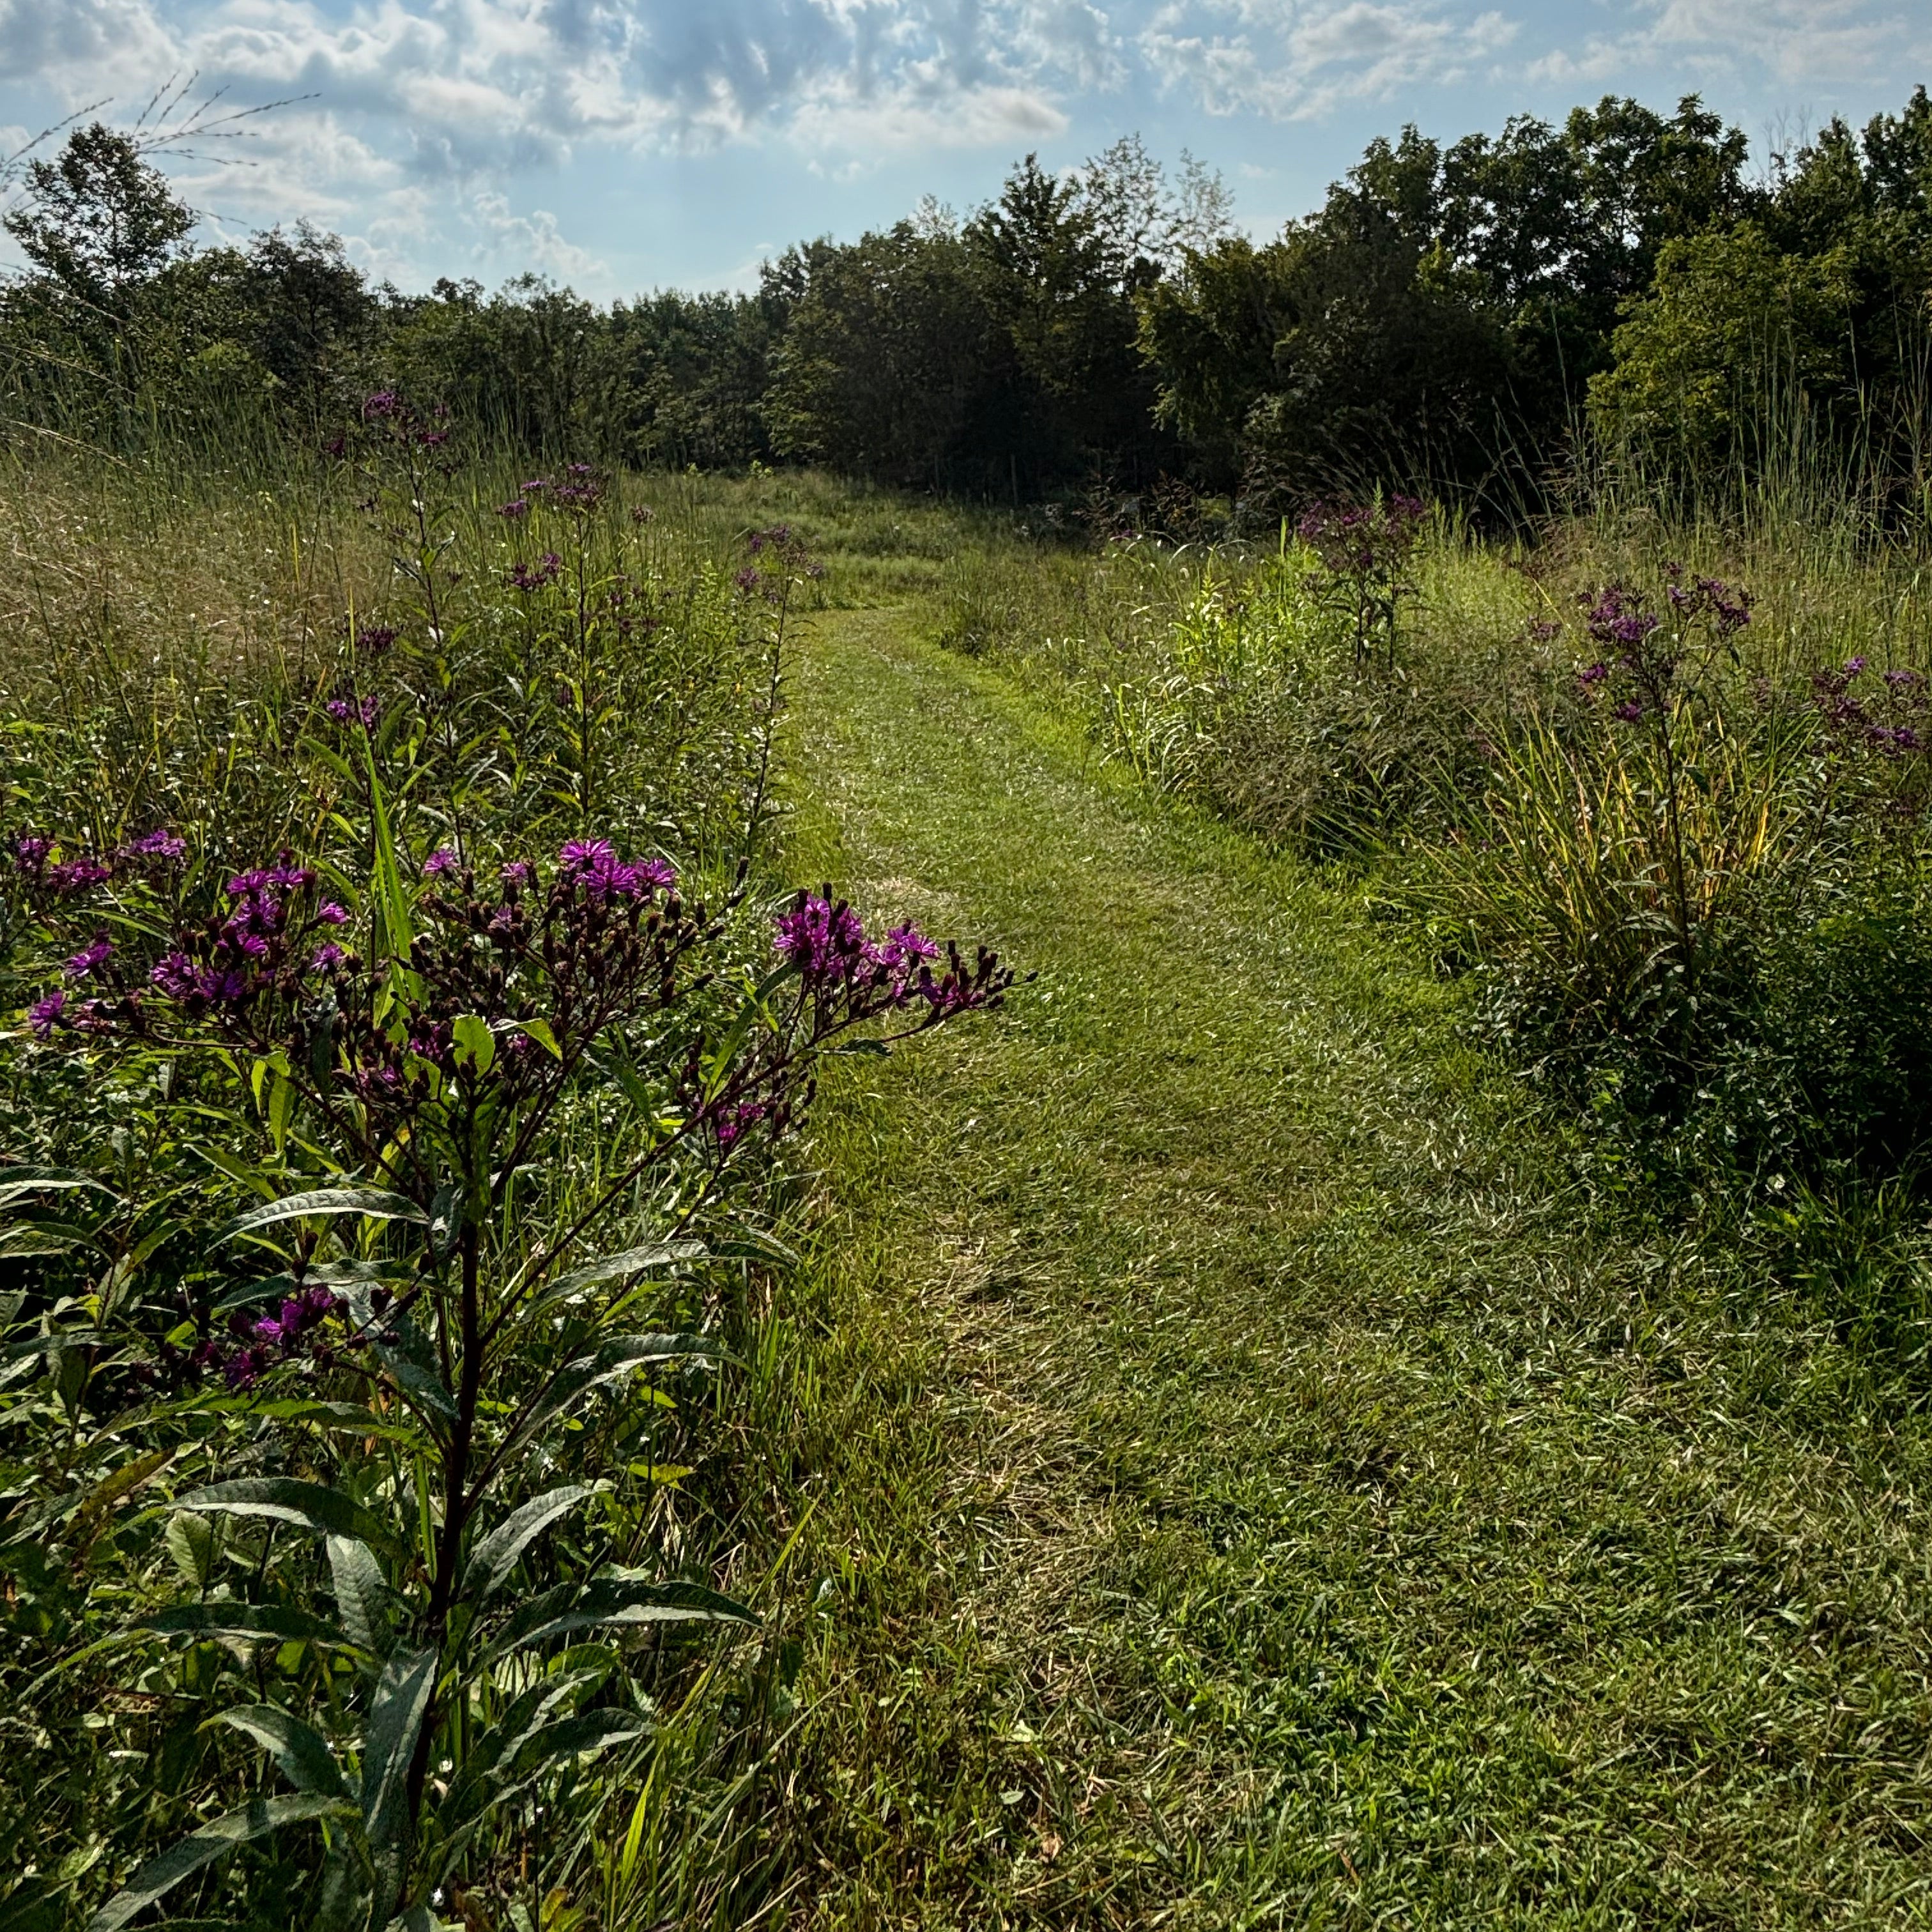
left=776, top=894, right=969, bottom=1012
left=172, top=1282, right=344, bottom=1392
left=357, top=624, right=399, bottom=656
left=123, top=829, right=187, bottom=862
left=557, top=839, right=676, bottom=903
left=1297, top=495, right=1425, bottom=576
left=498, top=498, right=531, bottom=521
left=1664, top=565, right=1753, bottom=637
left=65, top=933, right=113, bottom=979
left=326, top=693, right=381, bottom=729
left=507, top=552, right=563, bottom=592
left=146, top=860, right=322, bottom=1013
left=1583, top=586, right=1662, bottom=654
left=1811, top=656, right=1929, bottom=759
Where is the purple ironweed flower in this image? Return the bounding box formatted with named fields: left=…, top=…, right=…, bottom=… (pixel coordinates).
left=507, top=552, right=563, bottom=592
left=1613, top=699, right=1645, bottom=724
left=326, top=694, right=381, bottom=728
left=735, top=567, right=762, bottom=595
left=150, top=952, right=197, bottom=999
left=48, top=858, right=111, bottom=896
left=65, top=934, right=113, bottom=979
left=1577, top=661, right=1611, bottom=692
left=310, top=941, right=346, bottom=972
left=423, top=848, right=459, bottom=878
left=1883, top=667, right=1922, bottom=689
left=27, top=992, right=65, bottom=1036
left=521, top=479, right=549, bottom=494
left=123, top=829, right=187, bottom=862
left=362, top=391, right=402, bottom=420
left=1894, top=726, right=1922, bottom=752
left=11, top=835, right=50, bottom=880
left=714, top=1101, right=768, bottom=1149
left=1845, top=656, right=1868, bottom=677
left=497, top=499, right=530, bottom=521
left=776, top=894, right=866, bottom=978
left=358, top=624, right=399, bottom=656
left=317, top=901, right=349, bottom=925
left=418, top=431, right=450, bottom=448
left=500, top=860, right=532, bottom=886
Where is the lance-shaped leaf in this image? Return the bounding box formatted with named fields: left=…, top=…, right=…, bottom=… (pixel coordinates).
left=505, top=1706, right=649, bottom=1782
left=505, top=1333, right=724, bottom=1462
left=217, top=1705, right=349, bottom=1797
left=435, top=1669, right=605, bottom=1837
left=89, top=1793, right=352, bottom=1932
left=327, top=1535, right=394, bottom=1657
left=542, top=1241, right=707, bottom=1305
left=174, top=1478, right=402, bottom=1554
left=490, top=1575, right=755, bottom=1657
left=0, top=1169, right=114, bottom=1212
left=143, top=1602, right=359, bottom=1649
left=370, top=1312, right=457, bottom=1423
left=461, top=1483, right=602, bottom=1605
left=361, top=1646, right=438, bottom=1855
left=218, top=1188, right=428, bottom=1244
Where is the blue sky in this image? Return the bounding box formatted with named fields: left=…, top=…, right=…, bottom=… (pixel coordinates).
left=1, top=1, right=1926, bottom=299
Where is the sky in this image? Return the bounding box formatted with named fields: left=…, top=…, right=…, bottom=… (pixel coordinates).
left=0, top=0, right=1927, bottom=301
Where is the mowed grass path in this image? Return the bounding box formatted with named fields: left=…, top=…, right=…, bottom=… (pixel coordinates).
left=770, top=607, right=1932, bottom=1929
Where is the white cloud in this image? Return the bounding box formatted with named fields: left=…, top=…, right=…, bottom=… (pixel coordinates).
left=1525, top=0, right=1928, bottom=90
left=1139, top=0, right=1517, bottom=120
left=470, top=189, right=606, bottom=275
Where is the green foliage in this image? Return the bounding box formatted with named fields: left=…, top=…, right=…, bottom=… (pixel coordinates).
left=0, top=440, right=1008, bottom=1928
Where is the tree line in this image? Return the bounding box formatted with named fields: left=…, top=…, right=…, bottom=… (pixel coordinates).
left=3, top=91, right=1929, bottom=512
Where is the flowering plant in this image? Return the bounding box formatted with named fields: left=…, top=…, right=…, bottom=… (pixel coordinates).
left=4, top=810, right=1009, bottom=1927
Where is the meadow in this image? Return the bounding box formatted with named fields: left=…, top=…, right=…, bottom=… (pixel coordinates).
left=6, top=425, right=1932, bottom=1931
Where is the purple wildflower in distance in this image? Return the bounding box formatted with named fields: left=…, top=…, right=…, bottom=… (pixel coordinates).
left=124, top=829, right=187, bottom=862
left=28, top=992, right=65, bottom=1036
left=423, top=848, right=459, bottom=878
left=48, top=858, right=111, bottom=895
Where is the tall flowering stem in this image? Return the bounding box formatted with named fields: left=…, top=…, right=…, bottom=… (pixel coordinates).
left=1571, top=565, right=1755, bottom=993
left=9, top=828, right=1011, bottom=1920
left=1296, top=493, right=1425, bottom=673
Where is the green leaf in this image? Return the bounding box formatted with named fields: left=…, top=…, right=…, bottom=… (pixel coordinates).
left=326, top=1535, right=394, bottom=1656
left=364, top=741, right=415, bottom=977
left=88, top=1794, right=351, bottom=1932
left=506, top=1707, right=648, bottom=1781
left=218, top=1189, right=428, bottom=1243
left=0, top=1169, right=114, bottom=1212
left=165, top=1512, right=215, bottom=1591
left=505, top=1334, right=724, bottom=1461
left=491, top=1576, right=755, bottom=1656
left=142, top=1602, right=357, bottom=1648
left=451, top=1014, right=495, bottom=1076
left=371, top=1313, right=457, bottom=1423
left=516, top=1017, right=562, bottom=1060
left=542, top=1241, right=707, bottom=1304
left=174, top=1478, right=401, bottom=1552
left=361, top=1646, right=438, bottom=1854
left=217, top=1706, right=348, bottom=1797
left=461, top=1484, right=599, bottom=1605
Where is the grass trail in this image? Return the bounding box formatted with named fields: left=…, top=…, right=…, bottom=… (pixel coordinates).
left=771, top=606, right=1932, bottom=1929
